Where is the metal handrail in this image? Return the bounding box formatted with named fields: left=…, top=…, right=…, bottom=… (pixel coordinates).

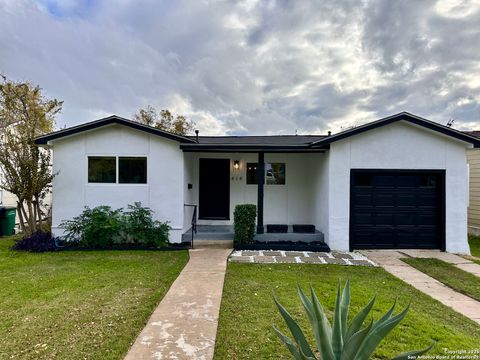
left=184, top=204, right=197, bottom=248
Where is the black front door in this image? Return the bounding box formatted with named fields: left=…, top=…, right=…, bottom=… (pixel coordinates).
left=350, top=170, right=445, bottom=250
left=199, top=158, right=230, bottom=220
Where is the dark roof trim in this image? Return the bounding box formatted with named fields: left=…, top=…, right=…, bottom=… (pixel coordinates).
left=182, top=147, right=327, bottom=153
left=464, top=130, right=480, bottom=139
left=310, top=112, right=480, bottom=148
left=34, top=115, right=196, bottom=145
left=183, top=149, right=327, bottom=153
left=180, top=143, right=329, bottom=152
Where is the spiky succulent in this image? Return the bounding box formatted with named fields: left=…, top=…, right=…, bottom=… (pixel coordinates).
left=273, top=281, right=433, bottom=360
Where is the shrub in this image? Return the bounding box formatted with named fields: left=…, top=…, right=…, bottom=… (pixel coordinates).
left=60, top=202, right=170, bottom=248
left=12, top=231, right=56, bottom=252
left=274, top=281, right=433, bottom=360
left=233, top=204, right=257, bottom=244
left=61, top=205, right=122, bottom=247
left=122, top=203, right=169, bottom=247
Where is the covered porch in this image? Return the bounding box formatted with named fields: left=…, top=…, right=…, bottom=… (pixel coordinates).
left=180, top=137, right=330, bottom=247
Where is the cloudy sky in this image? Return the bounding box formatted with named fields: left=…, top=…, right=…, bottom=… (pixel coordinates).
left=1, top=0, right=479, bottom=135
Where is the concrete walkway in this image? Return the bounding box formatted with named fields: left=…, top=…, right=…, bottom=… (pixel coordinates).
left=362, top=250, right=480, bottom=325
left=399, top=249, right=480, bottom=277
left=124, top=248, right=231, bottom=360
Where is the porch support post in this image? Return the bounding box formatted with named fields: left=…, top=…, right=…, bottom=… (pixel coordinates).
left=257, top=152, right=265, bottom=234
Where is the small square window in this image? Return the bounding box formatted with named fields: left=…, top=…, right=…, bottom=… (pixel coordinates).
left=88, top=157, right=116, bottom=183
left=119, top=157, right=147, bottom=184
left=266, top=163, right=286, bottom=185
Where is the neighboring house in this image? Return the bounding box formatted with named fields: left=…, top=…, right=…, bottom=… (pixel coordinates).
left=35, top=112, right=480, bottom=253
left=0, top=124, right=51, bottom=227
left=465, top=131, right=480, bottom=235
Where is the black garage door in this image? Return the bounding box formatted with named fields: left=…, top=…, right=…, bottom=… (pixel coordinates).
left=350, top=170, right=445, bottom=250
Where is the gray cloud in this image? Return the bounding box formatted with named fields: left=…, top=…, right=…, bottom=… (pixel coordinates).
left=0, top=0, right=479, bottom=135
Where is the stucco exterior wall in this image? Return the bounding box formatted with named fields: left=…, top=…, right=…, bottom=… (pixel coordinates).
left=311, top=153, right=330, bottom=242
left=183, top=152, right=195, bottom=231
left=51, top=124, right=186, bottom=243
left=327, top=120, right=470, bottom=253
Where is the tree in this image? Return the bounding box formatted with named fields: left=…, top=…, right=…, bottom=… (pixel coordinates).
left=133, top=105, right=195, bottom=136
left=0, top=74, right=62, bottom=235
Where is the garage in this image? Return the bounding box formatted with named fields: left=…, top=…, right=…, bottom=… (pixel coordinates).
left=350, top=170, right=445, bottom=250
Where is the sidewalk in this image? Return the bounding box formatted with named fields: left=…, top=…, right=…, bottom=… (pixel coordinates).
left=124, top=248, right=231, bottom=360
left=362, top=250, right=480, bottom=325
left=399, top=249, right=480, bottom=277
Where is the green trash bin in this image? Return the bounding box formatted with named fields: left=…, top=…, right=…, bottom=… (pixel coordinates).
left=0, top=206, right=16, bottom=236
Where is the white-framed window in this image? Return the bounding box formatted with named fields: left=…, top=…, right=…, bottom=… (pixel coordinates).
left=87, top=156, right=147, bottom=184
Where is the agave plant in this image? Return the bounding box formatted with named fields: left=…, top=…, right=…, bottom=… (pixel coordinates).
left=273, top=281, right=433, bottom=360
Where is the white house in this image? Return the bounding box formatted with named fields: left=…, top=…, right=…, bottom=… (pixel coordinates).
left=35, top=112, right=480, bottom=253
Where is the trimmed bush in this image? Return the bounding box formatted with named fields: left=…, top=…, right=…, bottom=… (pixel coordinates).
left=60, top=202, right=170, bottom=248
left=12, top=231, right=56, bottom=252
left=122, top=203, right=170, bottom=247
left=61, top=205, right=122, bottom=247
left=233, top=204, right=257, bottom=244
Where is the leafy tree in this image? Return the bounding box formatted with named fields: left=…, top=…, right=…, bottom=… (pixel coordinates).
left=133, top=105, right=195, bottom=135
left=0, top=74, right=62, bottom=235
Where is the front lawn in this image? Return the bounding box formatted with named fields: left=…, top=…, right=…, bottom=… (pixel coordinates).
left=469, top=234, right=480, bottom=258
left=0, top=236, right=188, bottom=359
left=402, top=257, right=480, bottom=302
left=214, top=263, right=480, bottom=360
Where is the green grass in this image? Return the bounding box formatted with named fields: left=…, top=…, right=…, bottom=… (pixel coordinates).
left=214, top=263, right=480, bottom=360
left=468, top=234, right=480, bottom=260
left=469, top=257, right=480, bottom=265
left=402, top=257, right=480, bottom=302
left=0, top=236, right=188, bottom=360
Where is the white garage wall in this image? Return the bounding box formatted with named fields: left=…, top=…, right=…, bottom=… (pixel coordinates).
left=51, top=124, right=186, bottom=243
left=327, top=120, right=470, bottom=253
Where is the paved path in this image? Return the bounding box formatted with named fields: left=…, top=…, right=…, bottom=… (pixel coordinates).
left=124, top=248, right=231, bottom=360
left=230, top=250, right=375, bottom=266
left=362, top=250, right=480, bottom=325
left=399, top=249, right=480, bottom=277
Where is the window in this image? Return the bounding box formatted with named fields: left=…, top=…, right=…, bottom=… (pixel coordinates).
left=119, top=157, right=147, bottom=184
left=246, top=162, right=286, bottom=185
left=266, top=163, right=286, bottom=185
left=246, top=163, right=258, bottom=184
left=88, top=156, right=147, bottom=184
left=88, top=157, right=116, bottom=183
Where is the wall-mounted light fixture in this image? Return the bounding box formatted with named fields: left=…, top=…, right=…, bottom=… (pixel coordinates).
left=233, top=160, right=240, bottom=170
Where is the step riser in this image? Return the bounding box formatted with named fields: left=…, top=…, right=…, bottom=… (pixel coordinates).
left=182, top=233, right=234, bottom=242
left=193, top=240, right=234, bottom=249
